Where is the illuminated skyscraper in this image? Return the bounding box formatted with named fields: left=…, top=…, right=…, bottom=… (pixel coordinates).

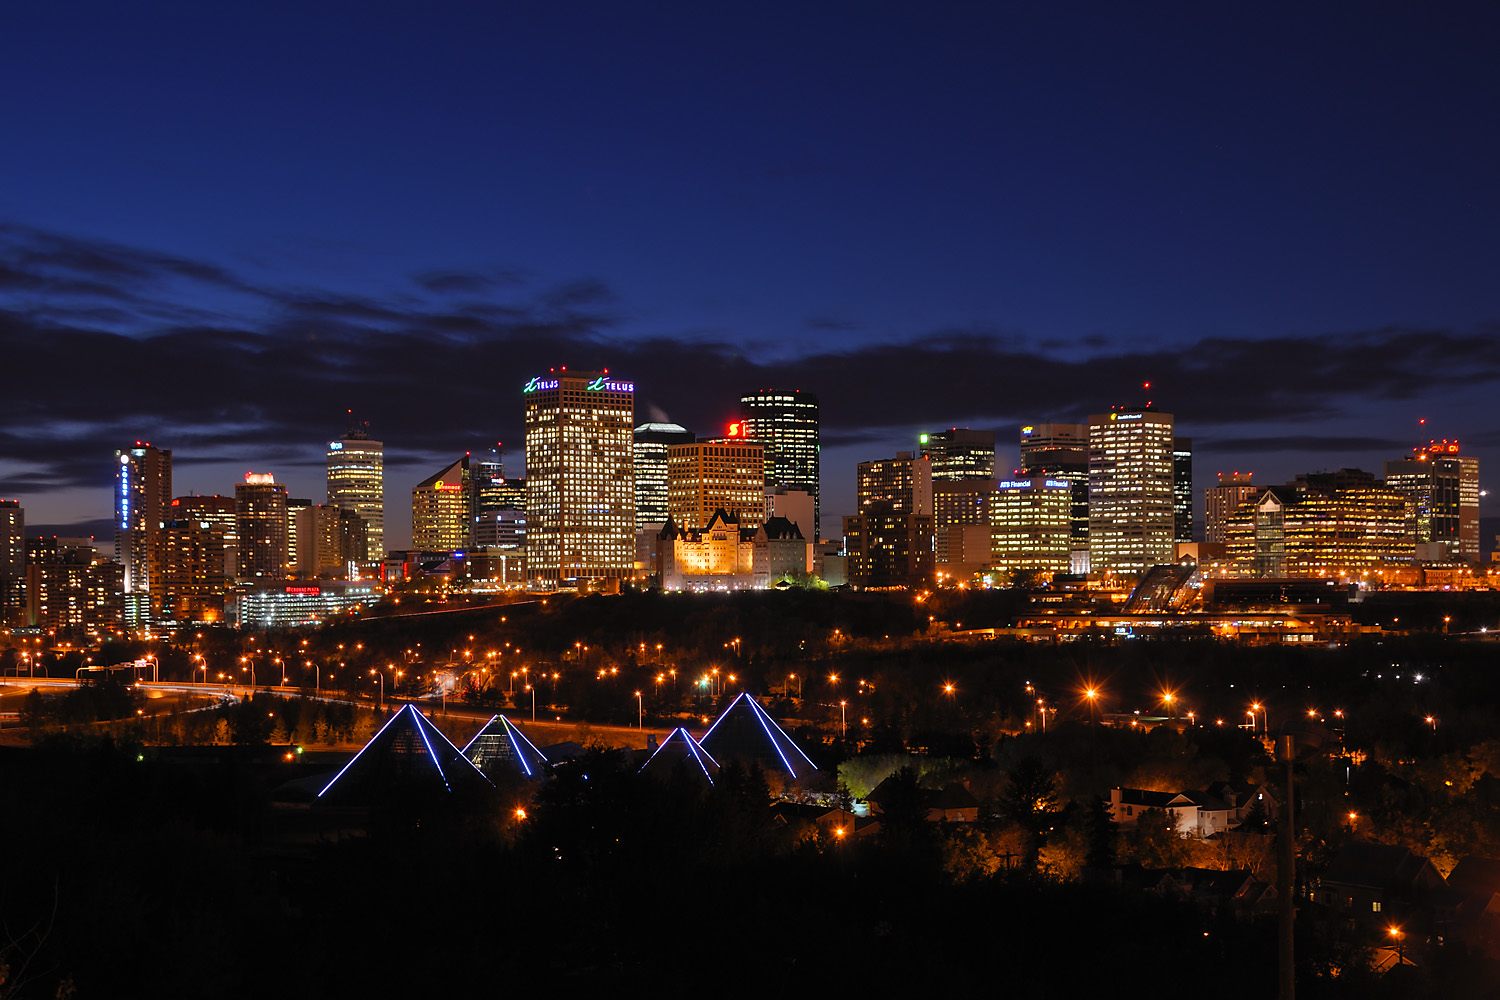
left=1204, top=472, right=1258, bottom=546
left=667, top=437, right=765, bottom=531
left=1174, top=437, right=1194, bottom=543
left=326, top=430, right=384, bottom=561
left=844, top=452, right=934, bottom=589
left=990, top=477, right=1073, bottom=575
left=0, top=500, right=22, bottom=625
left=1087, top=410, right=1176, bottom=579
left=739, top=389, right=820, bottom=538
left=413, top=456, right=471, bottom=552
left=634, top=422, right=695, bottom=525
left=1384, top=440, right=1480, bottom=561
left=919, top=428, right=996, bottom=480
left=235, top=473, right=288, bottom=580
left=115, top=442, right=172, bottom=620
left=1020, top=422, right=1089, bottom=553
left=523, top=370, right=636, bottom=586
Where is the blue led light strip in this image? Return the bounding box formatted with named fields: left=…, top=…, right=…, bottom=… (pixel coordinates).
left=700, top=692, right=749, bottom=742
left=751, top=702, right=799, bottom=777
left=460, top=715, right=499, bottom=756
left=638, top=727, right=682, bottom=772
left=414, top=709, right=452, bottom=791
left=317, top=704, right=410, bottom=797
left=506, top=728, right=532, bottom=777
left=749, top=698, right=817, bottom=773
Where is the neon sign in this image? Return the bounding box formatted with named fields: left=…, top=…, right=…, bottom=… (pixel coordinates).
left=727, top=422, right=746, bottom=438
left=585, top=377, right=634, bottom=392
left=523, top=377, right=559, bottom=393
left=329, top=441, right=343, bottom=450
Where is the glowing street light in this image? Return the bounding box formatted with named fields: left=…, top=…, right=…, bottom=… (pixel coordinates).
left=635, top=690, right=643, bottom=730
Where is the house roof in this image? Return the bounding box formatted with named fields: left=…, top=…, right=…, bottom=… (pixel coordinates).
left=760, top=516, right=804, bottom=541
left=1320, top=841, right=1440, bottom=892
left=1116, top=788, right=1196, bottom=809
left=932, top=784, right=979, bottom=810
left=1446, top=856, right=1500, bottom=897
left=699, top=692, right=817, bottom=779
left=639, top=727, right=721, bottom=786
left=461, top=714, right=549, bottom=780
left=317, top=704, right=492, bottom=803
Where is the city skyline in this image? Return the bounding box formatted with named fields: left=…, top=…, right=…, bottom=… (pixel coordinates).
left=4, top=7, right=1500, bottom=545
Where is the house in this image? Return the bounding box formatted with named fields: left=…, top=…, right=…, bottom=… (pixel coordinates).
left=1205, top=780, right=1279, bottom=824
left=1314, top=841, right=1445, bottom=923
left=1109, top=787, right=1236, bottom=838
left=866, top=778, right=979, bottom=823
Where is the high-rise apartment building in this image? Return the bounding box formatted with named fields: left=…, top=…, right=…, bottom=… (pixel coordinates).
left=1383, top=440, right=1480, bottom=561
left=990, top=477, right=1074, bottom=575
left=857, top=452, right=933, bottom=516
left=413, top=456, right=471, bottom=553
left=634, top=422, right=695, bottom=525
left=1087, top=410, right=1176, bottom=579
left=920, top=428, right=996, bottom=481
left=469, top=444, right=524, bottom=545
left=327, top=430, right=384, bottom=561
left=235, top=473, right=289, bottom=580
left=0, top=500, right=23, bottom=625
left=1174, top=437, right=1193, bottom=543
left=523, top=370, right=636, bottom=585
left=739, top=389, right=820, bottom=538
left=667, top=438, right=766, bottom=532
left=26, top=538, right=124, bottom=636
left=286, top=497, right=311, bottom=573
left=1204, top=472, right=1258, bottom=546
left=115, top=442, right=172, bottom=619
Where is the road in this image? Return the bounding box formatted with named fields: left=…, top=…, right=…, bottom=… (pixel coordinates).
left=0, top=677, right=661, bottom=751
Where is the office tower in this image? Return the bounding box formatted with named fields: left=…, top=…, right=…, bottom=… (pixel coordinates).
left=115, top=442, right=172, bottom=619
left=739, top=389, right=820, bottom=538
left=172, top=495, right=237, bottom=579
left=1204, top=473, right=1258, bottom=546
left=933, top=479, right=994, bottom=565
left=990, top=476, right=1074, bottom=575
left=1174, top=437, right=1193, bottom=543
left=1224, top=470, right=1409, bottom=578
left=919, top=428, right=996, bottom=481
left=844, top=452, right=934, bottom=589
left=523, top=370, right=636, bottom=585
left=413, top=456, right=471, bottom=552
left=1019, top=423, right=1087, bottom=469
left=468, top=444, right=525, bottom=544
left=1019, top=423, right=1090, bottom=552
left=667, top=438, right=766, bottom=532
left=0, top=500, right=22, bottom=625
left=327, top=429, right=384, bottom=561
left=159, top=519, right=227, bottom=621
left=235, top=473, right=289, bottom=580
left=1087, top=410, right=1176, bottom=578
left=634, top=422, right=695, bottom=525
left=1384, top=440, right=1481, bottom=561
left=295, top=504, right=367, bottom=577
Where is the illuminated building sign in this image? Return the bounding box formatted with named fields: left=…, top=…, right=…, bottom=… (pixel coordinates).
left=433, top=480, right=463, bottom=491
left=727, top=422, right=746, bottom=438
left=996, top=479, right=1072, bottom=490
left=523, top=377, right=560, bottom=393
left=1109, top=412, right=1142, bottom=421
left=245, top=472, right=275, bottom=484
left=585, top=377, right=634, bottom=392
left=285, top=586, right=321, bottom=595
left=1021, top=426, right=1034, bottom=435
left=329, top=441, right=343, bottom=450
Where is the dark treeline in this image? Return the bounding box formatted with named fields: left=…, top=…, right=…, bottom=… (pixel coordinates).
left=8, top=736, right=1493, bottom=999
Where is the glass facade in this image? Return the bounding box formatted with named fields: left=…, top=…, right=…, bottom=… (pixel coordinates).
left=739, top=389, right=820, bottom=539
left=326, top=433, right=384, bottom=561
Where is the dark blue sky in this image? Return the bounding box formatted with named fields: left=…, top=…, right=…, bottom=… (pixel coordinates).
left=3, top=4, right=1500, bottom=547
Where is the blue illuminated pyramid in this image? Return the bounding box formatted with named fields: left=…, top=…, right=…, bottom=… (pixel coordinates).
left=461, top=715, right=549, bottom=780
left=317, top=704, right=492, bottom=802
left=639, top=727, right=721, bottom=786
left=699, top=692, right=817, bottom=780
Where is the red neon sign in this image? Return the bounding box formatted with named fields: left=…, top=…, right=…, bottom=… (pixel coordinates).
left=727, top=422, right=745, bottom=438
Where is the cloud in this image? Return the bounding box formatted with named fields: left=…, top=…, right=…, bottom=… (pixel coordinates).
left=4, top=220, right=1500, bottom=527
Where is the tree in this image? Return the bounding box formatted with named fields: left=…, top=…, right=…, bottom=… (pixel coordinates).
left=1124, top=808, right=1188, bottom=868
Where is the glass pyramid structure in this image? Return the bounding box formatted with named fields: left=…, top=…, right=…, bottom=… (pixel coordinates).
left=317, top=703, right=492, bottom=802
left=699, top=692, right=817, bottom=779
left=460, top=714, right=549, bottom=780
left=639, top=727, right=720, bottom=785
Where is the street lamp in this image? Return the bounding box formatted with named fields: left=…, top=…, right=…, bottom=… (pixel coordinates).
left=636, top=690, right=643, bottom=730
left=840, top=699, right=847, bottom=738
left=370, top=668, right=384, bottom=707
left=1388, top=925, right=1404, bottom=965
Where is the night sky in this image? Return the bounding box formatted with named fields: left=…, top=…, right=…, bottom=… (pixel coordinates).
left=4, top=4, right=1500, bottom=549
